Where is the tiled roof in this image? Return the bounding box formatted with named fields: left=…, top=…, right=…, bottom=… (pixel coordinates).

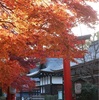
left=27, top=40, right=99, bottom=76
left=41, top=58, right=63, bottom=72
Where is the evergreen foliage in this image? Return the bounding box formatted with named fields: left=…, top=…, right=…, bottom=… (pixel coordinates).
left=79, top=83, right=98, bottom=100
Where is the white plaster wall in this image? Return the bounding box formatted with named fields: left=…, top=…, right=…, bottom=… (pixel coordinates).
left=40, top=76, right=51, bottom=85
left=48, top=76, right=50, bottom=84
left=40, top=78, right=43, bottom=85
left=52, top=76, right=63, bottom=84
left=40, top=76, right=62, bottom=85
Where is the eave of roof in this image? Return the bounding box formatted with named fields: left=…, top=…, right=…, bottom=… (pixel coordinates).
left=26, top=70, right=39, bottom=77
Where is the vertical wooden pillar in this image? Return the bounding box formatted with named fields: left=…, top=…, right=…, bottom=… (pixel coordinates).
left=63, top=59, right=72, bottom=100
left=11, top=94, right=15, bottom=100
left=6, top=87, right=16, bottom=100
left=0, top=88, right=2, bottom=96
left=6, top=87, right=11, bottom=100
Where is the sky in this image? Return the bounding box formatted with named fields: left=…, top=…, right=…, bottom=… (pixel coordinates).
left=72, top=2, right=99, bottom=36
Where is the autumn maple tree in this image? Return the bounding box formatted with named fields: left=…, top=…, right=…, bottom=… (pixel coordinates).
left=0, top=0, right=98, bottom=100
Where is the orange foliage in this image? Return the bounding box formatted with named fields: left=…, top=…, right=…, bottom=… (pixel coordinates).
left=0, top=0, right=98, bottom=91
left=0, top=61, right=24, bottom=91
left=11, top=75, right=35, bottom=91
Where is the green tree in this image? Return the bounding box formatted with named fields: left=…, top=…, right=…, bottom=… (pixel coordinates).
left=79, top=83, right=98, bottom=100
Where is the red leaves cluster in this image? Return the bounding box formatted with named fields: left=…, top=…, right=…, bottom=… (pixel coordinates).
left=0, top=60, right=24, bottom=91
left=68, top=2, right=98, bottom=26
left=11, top=75, right=35, bottom=92
left=0, top=0, right=98, bottom=92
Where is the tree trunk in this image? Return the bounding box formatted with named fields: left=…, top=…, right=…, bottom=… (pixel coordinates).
left=6, top=87, right=16, bottom=100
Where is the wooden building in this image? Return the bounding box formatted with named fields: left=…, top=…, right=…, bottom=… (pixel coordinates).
left=27, top=58, right=63, bottom=95
left=27, top=40, right=99, bottom=95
